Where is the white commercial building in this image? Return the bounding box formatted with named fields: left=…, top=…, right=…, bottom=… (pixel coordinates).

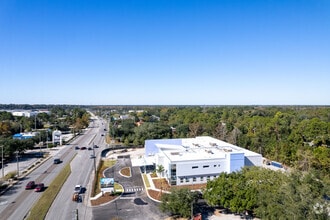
left=12, top=110, right=38, bottom=117
left=144, top=136, right=263, bottom=186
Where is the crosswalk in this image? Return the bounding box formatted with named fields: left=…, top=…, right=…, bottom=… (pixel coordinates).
left=123, top=187, right=144, bottom=193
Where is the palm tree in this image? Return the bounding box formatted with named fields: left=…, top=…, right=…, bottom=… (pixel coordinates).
left=156, top=164, right=165, bottom=177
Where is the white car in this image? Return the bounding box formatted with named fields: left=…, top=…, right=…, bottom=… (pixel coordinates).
left=74, top=185, right=82, bottom=193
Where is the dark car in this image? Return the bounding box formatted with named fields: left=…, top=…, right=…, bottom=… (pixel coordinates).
left=90, top=155, right=96, bottom=159
left=93, top=145, right=99, bottom=148
left=25, top=181, right=36, bottom=190
left=80, top=147, right=87, bottom=150
left=75, top=146, right=80, bottom=150
left=87, top=147, right=92, bottom=150
left=53, top=158, right=61, bottom=164
left=35, top=183, right=44, bottom=192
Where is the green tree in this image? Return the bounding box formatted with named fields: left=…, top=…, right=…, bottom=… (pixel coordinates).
left=160, top=188, right=198, bottom=218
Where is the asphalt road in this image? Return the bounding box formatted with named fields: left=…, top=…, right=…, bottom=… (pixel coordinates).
left=0, top=115, right=106, bottom=220
left=93, top=157, right=168, bottom=220
left=0, top=115, right=171, bottom=220
left=0, top=139, right=77, bottom=220
left=46, top=117, right=106, bottom=220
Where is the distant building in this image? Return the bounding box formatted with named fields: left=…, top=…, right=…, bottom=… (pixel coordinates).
left=119, top=114, right=132, bottom=120
left=10, top=109, right=50, bottom=118
left=144, top=136, right=263, bottom=186
left=12, top=110, right=38, bottom=118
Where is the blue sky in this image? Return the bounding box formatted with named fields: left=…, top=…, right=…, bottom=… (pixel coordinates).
left=0, top=0, right=329, bottom=105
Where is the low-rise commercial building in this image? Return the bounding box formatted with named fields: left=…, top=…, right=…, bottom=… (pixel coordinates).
left=144, top=136, right=263, bottom=186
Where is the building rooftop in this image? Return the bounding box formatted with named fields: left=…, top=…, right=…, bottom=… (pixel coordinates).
left=157, top=136, right=261, bottom=162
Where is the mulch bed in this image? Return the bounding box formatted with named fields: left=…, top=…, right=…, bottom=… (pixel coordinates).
left=148, top=189, right=166, bottom=201
left=90, top=192, right=119, bottom=206
left=120, top=167, right=131, bottom=177
left=153, top=178, right=171, bottom=191
left=152, top=178, right=206, bottom=191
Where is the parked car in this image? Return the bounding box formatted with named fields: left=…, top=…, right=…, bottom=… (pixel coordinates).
left=35, top=183, right=44, bottom=192
left=25, top=181, right=36, bottom=190
left=74, top=185, right=82, bottom=193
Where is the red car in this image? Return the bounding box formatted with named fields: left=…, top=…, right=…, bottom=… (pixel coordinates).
left=35, top=183, right=44, bottom=192
left=25, top=181, right=36, bottom=190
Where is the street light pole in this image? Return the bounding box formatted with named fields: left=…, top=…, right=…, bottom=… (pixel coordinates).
left=93, top=142, right=96, bottom=175
left=46, top=130, right=49, bottom=149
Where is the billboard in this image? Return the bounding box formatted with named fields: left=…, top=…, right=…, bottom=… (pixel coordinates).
left=100, top=178, right=114, bottom=192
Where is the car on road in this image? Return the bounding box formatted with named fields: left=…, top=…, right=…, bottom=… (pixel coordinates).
left=25, top=181, right=36, bottom=190
left=74, top=185, right=82, bottom=193
left=93, top=145, right=99, bottom=148
left=35, top=183, right=44, bottom=192
left=53, top=158, right=61, bottom=164
left=80, top=147, right=87, bottom=150
left=75, top=146, right=80, bottom=150
left=87, top=147, right=92, bottom=150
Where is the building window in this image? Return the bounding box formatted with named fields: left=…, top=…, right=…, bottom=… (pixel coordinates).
left=207, top=176, right=210, bottom=181
left=185, top=177, right=189, bottom=182
left=203, top=165, right=209, bottom=168
left=180, top=178, right=184, bottom=183
left=200, top=176, right=204, bottom=181
left=192, top=166, right=198, bottom=169
left=193, top=177, right=196, bottom=182
left=214, top=165, right=217, bottom=167
left=170, top=164, right=177, bottom=185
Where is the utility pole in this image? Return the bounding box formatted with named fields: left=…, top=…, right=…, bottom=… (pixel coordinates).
left=15, top=151, right=19, bottom=178
left=1, top=145, right=4, bottom=179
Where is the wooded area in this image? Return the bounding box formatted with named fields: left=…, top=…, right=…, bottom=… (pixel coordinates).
left=107, top=106, right=330, bottom=175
